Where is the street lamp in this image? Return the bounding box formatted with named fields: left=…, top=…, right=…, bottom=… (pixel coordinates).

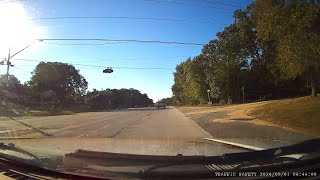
left=207, top=89, right=212, bottom=105
left=8, top=39, right=43, bottom=60
left=5, top=40, right=43, bottom=81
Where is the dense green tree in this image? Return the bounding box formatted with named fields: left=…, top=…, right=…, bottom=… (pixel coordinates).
left=253, top=0, right=320, bottom=96
left=86, top=88, right=153, bottom=110
left=172, top=56, right=209, bottom=105
left=0, top=74, right=28, bottom=103
left=27, top=62, right=88, bottom=107
left=172, top=0, right=317, bottom=105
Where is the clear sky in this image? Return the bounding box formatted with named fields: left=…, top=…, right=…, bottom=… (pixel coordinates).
left=0, top=0, right=252, bottom=101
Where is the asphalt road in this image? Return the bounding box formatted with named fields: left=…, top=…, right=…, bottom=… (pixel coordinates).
left=0, top=107, right=212, bottom=139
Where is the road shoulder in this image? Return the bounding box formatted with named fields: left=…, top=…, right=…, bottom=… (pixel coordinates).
left=178, top=102, right=316, bottom=149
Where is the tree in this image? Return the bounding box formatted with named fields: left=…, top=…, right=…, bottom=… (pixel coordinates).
left=28, top=62, right=88, bottom=107
left=171, top=0, right=318, bottom=105
left=0, top=74, right=28, bottom=104
left=253, top=0, right=320, bottom=96
left=86, top=88, right=153, bottom=110
left=0, top=74, right=23, bottom=92
left=172, top=56, right=209, bottom=105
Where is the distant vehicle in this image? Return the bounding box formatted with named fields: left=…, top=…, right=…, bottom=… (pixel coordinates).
left=156, top=101, right=166, bottom=109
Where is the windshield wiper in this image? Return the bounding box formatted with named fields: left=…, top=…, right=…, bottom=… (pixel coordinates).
left=221, top=139, right=320, bottom=162
left=0, top=142, right=43, bottom=167
left=138, top=139, right=320, bottom=177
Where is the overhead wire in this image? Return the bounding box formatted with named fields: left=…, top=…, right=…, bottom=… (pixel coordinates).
left=0, top=0, right=26, bottom=4
left=37, top=38, right=205, bottom=46
left=191, top=0, right=241, bottom=8
left=43, top=42, right=128, bottom=46
left=11, top=58, right=175, bottom=70
left=74, top=56, right=190, bottom=63
left=11, top=55, right=190, bottom=63
left=141, top=0, right=234, bottom=11
left=29, top=16, right=218, bottom=25
left=11, top=66, right=31, bottom=75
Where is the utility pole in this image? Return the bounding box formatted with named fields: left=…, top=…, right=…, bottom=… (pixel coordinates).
left=241, top=86, right=245, bottom=103
left=4, top=40, right=43, bottom=84
left=207, top=89, right=212, bottom=105
left=6, top=48, right=11, bottom=83
left=129, top=92, right=132, bottom=108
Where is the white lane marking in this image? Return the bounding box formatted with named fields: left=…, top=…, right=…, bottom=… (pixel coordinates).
left=76, top=120, right=125, bottom=137
left=44, top=113, right=123, bottom=130
left=0, top=128, right=32, bottom=134
left=250, top=138, right=291, bottom=143
left=1, top=113, right=120, bottom=137
left=54, top=129, right=75, bottom=136
left=202, top=138, right=265, bottom=151
left=53, top=113, right=128, bottom=136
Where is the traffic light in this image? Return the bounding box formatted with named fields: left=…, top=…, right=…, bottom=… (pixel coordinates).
left=103, top=68, right=113, bottom=73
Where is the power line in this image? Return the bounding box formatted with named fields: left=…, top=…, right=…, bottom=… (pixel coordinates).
left=75, top=56, right=190, bottom=63
left=43, top=42, right=128, bottom=46
left=37, top=38, right=205, bottom=46
left=142, top=0, right=234, bottom=11
left=12, top=55, right=189, bottom=64
left=11, top=58, right=175, bottom=70
left=12, top=66, right=31, bottom=75
left=10, top=58, right=55, bottom=64
left=191, top=0, right=241, bottom=8
left=85, top=57, right=188, bottom=63
left=0, top=0, right=26, bottom=4
left=29, top=16, right=218, bottom=25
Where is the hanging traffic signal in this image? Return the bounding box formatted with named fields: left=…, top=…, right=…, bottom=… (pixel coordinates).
left=103, top=67, right=113, bottom=73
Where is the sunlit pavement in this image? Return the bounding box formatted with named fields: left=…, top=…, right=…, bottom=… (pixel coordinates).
left=0, top=107, right=211, bottom=139
left=0, top=106, right=315, bottom=152
left=1, top=107, right=238, bottom=156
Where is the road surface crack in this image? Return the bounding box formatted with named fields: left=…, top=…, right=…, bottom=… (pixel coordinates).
left=110, top=113, right=151, bottom=138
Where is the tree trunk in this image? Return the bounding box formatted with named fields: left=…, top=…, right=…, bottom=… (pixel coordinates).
left=311, top=81, right=317, bottom=97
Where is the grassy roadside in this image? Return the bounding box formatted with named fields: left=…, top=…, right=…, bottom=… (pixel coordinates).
left=174, top=104, right=225, bottom=108
left=28, top=110, right=75, bottom=116
left=249, top=96, right=320, bottom=137
left=0, top=102, right=77, bottom=117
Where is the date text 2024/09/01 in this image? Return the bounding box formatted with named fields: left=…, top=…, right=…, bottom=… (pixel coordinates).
left=213, top=171, right=318, bottom=177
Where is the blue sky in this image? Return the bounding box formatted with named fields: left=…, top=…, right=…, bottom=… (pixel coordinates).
left=0, top=0, right=252, bottom=101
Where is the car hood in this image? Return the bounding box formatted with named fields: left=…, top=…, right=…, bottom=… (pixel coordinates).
left=1, top=138, right=319, bottom=179
left=1, top=137, right=250, bottom=157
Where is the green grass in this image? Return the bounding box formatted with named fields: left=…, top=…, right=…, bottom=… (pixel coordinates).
left=250, top=96, right=320, bottom=137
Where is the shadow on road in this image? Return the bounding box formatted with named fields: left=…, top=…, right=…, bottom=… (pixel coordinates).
left=7, top=116, right=53, bottom=137
left=229, top=118, right=255, bottom=121
left=115, top=107, right=172, bottom=112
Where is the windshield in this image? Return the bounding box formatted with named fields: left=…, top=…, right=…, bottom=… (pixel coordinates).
left=0, top=0, right=319, bottom=179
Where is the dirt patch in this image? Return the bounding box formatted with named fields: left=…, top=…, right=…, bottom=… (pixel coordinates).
left=180, top=101, right=270, bottom=124
left=178, top=99, right=319, bottom=138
